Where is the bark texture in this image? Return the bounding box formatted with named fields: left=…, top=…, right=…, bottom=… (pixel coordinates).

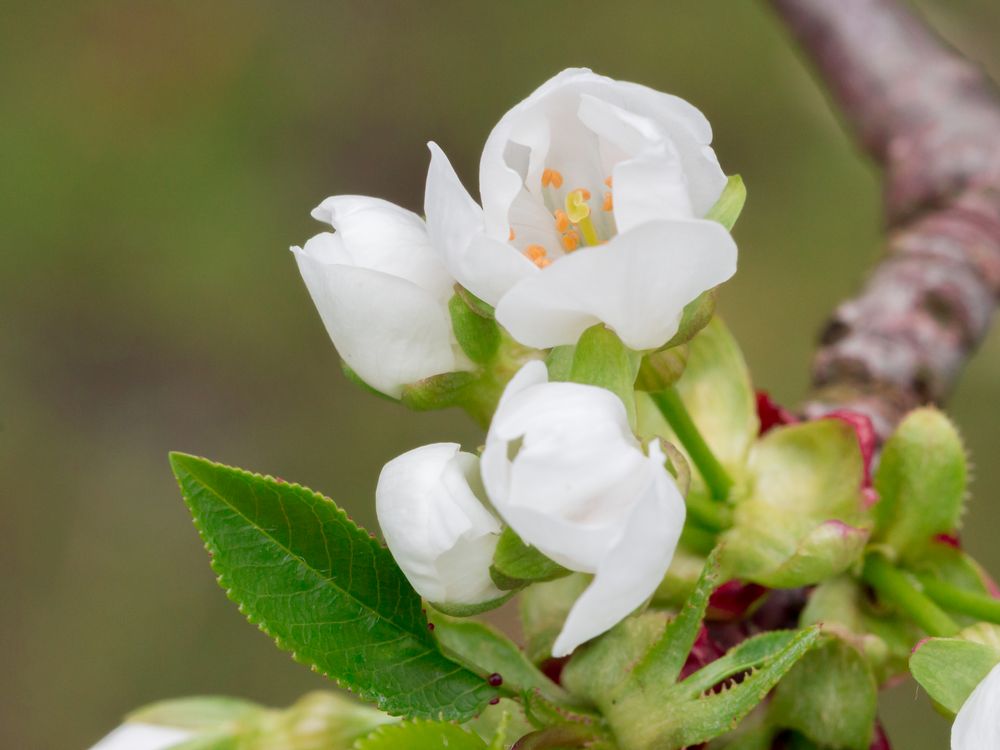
left=771, top=0, right=1000, bottom=439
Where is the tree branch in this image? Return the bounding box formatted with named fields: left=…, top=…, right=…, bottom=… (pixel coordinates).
left=770, top=0, right=1000, bottom=439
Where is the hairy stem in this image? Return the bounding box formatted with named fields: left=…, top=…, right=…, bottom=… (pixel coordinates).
left=862, top=555, right=960, bottom=637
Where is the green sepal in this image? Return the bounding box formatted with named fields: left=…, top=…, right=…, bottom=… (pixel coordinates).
left=428, top=591, right=515, bottom=617
left=355, top=721, right=488, bottom=750
left=490, top=527, right=570, bottom=590
left=450, top=293, right=501, bottom=364
left=706, top=175, right=747, bottom=231
left=545, top=345, right=576, bottom=382
left=169, top=453, right=498, bottom=720
left=127, top=696, right=263, bottom=730
left=661, top=288, right=718, bottom=350
left=399, top=371, right=480, bottom=411
left=341, top=361, right=400, bottom=403
left=910, top=633, right=1000, bottom=715
left=770, top=636, right=877, bottom=750
left=636, top=346, right=689, bottom=392
left=427, top=611, right=573, bottom=705
left=873, top=407, right=968, bottom=560
left=455, top=285, right=496, bottom=318
left=799, top=576, right=919, bottom=685
left=520, top=574, right=591, bottom=663
left=721, top=419, right=871, bottom=587
left=570, top=324, right=640, bottom=426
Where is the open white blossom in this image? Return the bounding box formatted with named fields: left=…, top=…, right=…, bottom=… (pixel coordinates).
left=424, top=68, right=737, bottom=350
left=376, top=443, right=504, bottom=606
left=480, top=361, right=686, bottom=656
left=292, top=196, right=470, bottom=398
left=952, top=662, right=1000, bottom=749
left=89, top=724, right=192, bottom=750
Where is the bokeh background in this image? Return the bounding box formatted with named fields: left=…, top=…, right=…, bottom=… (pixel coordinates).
left=4, top=1, right=1000, bottom=747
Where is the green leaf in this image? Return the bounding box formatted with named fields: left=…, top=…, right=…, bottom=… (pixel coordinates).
left=490, top=528, right=570, bottom=590
left=450, top=293, right=501, bottom=364
left=561, top=611, right=671, bottom=705
left=427, top=612, right=573, bottom=705
left=874, top=407, right=968, bottom=560
left=570, top=324, right=639, bottom=426
left=770, top=637, right=877, bottom=750
left=630, top=550, right=721, bottom=690
left=910, top=636, right=1000, bottom=715
left=638, top=317, right=757, bottom=479
left=519, top=574, right=591, bottom=663
left=678, top=631, right=800, bottom=698
left=355, top=721, right=488, bottom=750
left=608, top=627, right=823, bottom=750
left=722, top=419, right=870, bottom=587
left=170, top=453, right=497, bottom=720
left=705, top=175, right=747, bottom=231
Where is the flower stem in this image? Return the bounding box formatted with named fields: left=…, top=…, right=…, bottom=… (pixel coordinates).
left=916, top=575, right=1000, bottom=625
left=862, top=555, right=960, bottom=636
left=650, top=387, right=733, bottom=501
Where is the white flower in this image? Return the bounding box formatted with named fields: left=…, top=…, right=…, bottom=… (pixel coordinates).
left=424, top=68, right=737, bottom=351
left=90, top=724, right=192, bottom=750
left=480, top=361, right=686, bottom=656
left=376, top=443, right=504, bottom=606
left=953, top=662, right=1000, bottom=749
left=292, top=196, right=470, bottom=398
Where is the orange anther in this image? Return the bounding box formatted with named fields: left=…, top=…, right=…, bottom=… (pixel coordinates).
left=535, top=256, right=552, bottom=268
left=604, top=175, right=613, bottom=188
left=577, top=188, right=591, bottom=200
left=509, top=228, right=516, bottom=241
left=542, top=168, right=564, bottom=189
left=554, top=210, right=569, bottom=233
left=524, top=244, right=547, bottom=261
left=561, top=231, right=580, bottom=252
left=602, top=191, right=613, bottom=211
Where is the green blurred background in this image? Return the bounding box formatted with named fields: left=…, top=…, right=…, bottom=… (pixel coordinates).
left=4, top=1, right=999, bottom=747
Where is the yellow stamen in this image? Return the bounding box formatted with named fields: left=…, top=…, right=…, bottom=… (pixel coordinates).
left=541, top=168, right=564, bottom=189
left=554, top=210, right=569, bottom=233
left=603, top=191, right=614, bottom=211
left=561, top=231, right=580, bottom=252
left=524, top=244, right=546, bottom=261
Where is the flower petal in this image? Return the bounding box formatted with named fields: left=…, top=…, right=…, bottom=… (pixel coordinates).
left=495, top=219, right=737, bottom=350
left=425, top=142, right=535, bottom=305
left=293, top=247, right=462, bottom=397
left=310, top=195, right=452, bottom=299
left=953, top=662, right=1000, bottom=749
left=552, top=444, right=686, bottom=656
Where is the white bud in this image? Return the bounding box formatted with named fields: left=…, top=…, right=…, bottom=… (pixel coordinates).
left=89, top=724, right=192, bottom=750
left=292, top=196, right=471, bottom=398
left=376, top=443, right=503, bottom=606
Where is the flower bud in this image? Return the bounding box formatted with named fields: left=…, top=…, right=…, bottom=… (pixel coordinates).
left=481, top=361, right=686, bottom=656
left=376, top=443, right=504, bottom=608
left=89, top=724, right=192, bottom=750
left=292, top=196, right=471, bottom=398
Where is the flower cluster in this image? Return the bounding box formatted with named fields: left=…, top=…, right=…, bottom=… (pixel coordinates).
left=294, top=69, right=736, bottom=655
